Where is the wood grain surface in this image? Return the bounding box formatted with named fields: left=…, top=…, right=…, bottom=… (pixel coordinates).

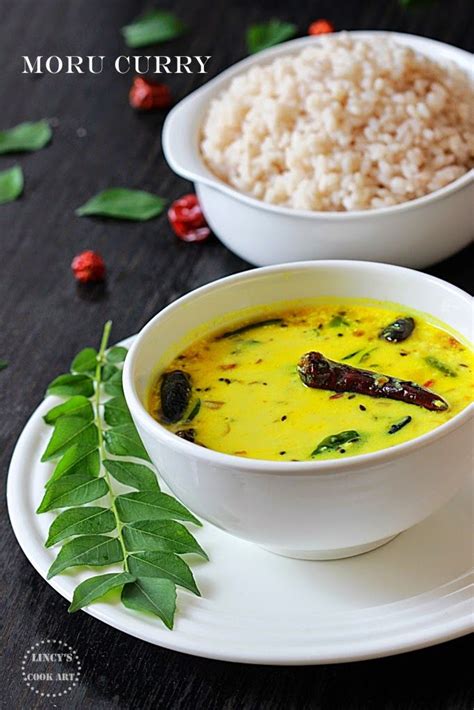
left=1, top=1, right=472, bottom=708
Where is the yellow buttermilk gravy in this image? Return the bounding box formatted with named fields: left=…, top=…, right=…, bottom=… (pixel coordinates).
left=148, top=301, right=473, bottom=461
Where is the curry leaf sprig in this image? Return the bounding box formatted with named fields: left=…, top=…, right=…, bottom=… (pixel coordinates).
left=37, top=321, right=207, bottom=629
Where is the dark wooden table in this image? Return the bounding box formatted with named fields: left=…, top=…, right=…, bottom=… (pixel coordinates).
left=1, top=1, right=473, bottom=708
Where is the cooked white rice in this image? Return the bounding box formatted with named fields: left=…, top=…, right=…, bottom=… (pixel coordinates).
left=201, top=34, right=474, bottom=211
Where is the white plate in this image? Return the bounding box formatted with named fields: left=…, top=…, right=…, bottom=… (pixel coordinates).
left=7, top=338, right=473, bottom=665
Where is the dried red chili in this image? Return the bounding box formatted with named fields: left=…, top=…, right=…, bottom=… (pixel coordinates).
left=168, top=194, right=211, bottom=243
left=71, top=250, right=106, bottom=283
left=129, top=76, right=172, bottom=111
left=298, top=351, right=449, bottom=412
left=308, top=19, right=334, bottom=35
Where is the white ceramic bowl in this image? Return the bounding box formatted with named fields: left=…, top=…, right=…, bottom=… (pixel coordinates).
left=123, top=261, right=473, bottom=560
left=163, top=31, right=473, bottom=268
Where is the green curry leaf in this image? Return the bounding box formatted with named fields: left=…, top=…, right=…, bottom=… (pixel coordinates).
left=47, top=535, right=123, bottom=578
left=122, top=578, right=176, bottom=629
left=0, top=120, right=52, bottom=154
left=115, top=491, right=201, bottom=526
left=311, top=430, right=361, bottom=456
left=69, top=572, right=135, bottom=613
left=0, top=166, right=23, bottom=205
left=47, top=373, right=94, bottom=398
left=46, top=507, right=116, bottom=547
left=37, top=323, right=206, bottom=628
left=122, top=9, right=187, bottom=48
left=246, top=19, right=297, bottom=54
left=76, top=188, right=166, bottom=221
left=123, top=520, right=208, bottom=559
left=127, top=551, right=200, bottom=596
left=103, top=460, right=160, bottom=492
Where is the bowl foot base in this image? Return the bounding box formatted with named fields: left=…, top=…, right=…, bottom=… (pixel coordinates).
left=261, top=534, right=399, bottom=561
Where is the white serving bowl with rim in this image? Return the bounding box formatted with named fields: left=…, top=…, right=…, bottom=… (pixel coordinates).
left=162, top=31, right=473, bottom=268
left=123, top=261, right=473, bottom=560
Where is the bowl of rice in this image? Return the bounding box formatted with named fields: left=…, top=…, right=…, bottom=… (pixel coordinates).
left=163, top=31, right=473, bottom=267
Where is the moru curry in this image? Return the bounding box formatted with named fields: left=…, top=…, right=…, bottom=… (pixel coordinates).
left=148, top=301, right=473, bottom=461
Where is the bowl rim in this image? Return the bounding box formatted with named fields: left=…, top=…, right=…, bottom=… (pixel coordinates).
left=162, top=29, right=474, bottom=221
left=123, top=260, right=474, bottom=475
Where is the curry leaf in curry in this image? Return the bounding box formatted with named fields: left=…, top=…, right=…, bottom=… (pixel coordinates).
left=329, top=314, right=350, bottom=328
left=311, top=430, right=361, bottom=456
left=388, top=416, right=412, bottom=434
left=36, top=321, right=206, bottom=627
left=424, top=356, right=458, bottom=377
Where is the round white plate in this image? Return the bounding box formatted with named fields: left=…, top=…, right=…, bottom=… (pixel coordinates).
left=7, top=338, right=473, bottom=665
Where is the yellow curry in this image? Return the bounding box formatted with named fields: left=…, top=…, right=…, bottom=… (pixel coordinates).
left=149, top=301, right=473, bottom=461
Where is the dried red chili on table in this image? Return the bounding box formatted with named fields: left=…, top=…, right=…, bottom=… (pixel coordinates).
left=129, top=76, right=172, bottom=111
left=71, top=250, right=106, bottom=283
left=168, top=194, right=211, bottom=243
left=308, top=19, right=334, bottom=35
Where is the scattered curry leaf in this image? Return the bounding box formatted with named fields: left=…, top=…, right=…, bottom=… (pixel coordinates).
left=0, top=120, right=52, bottom=154
left=0, top=166, right=23, bottom=205
left=122, top=9, right=187, bottom=48
left=0, top=360, right=8, bottom=371
left=246, top=19, right=297, bottom=54
left=76, top=188, right=166, bottom=221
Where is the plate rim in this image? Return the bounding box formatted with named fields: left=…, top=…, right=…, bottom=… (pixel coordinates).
left=6, top=337, right=474, bottom=665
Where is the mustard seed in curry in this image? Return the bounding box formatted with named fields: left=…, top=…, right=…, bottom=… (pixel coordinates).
left=148, top=301, right=473, bottom=461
